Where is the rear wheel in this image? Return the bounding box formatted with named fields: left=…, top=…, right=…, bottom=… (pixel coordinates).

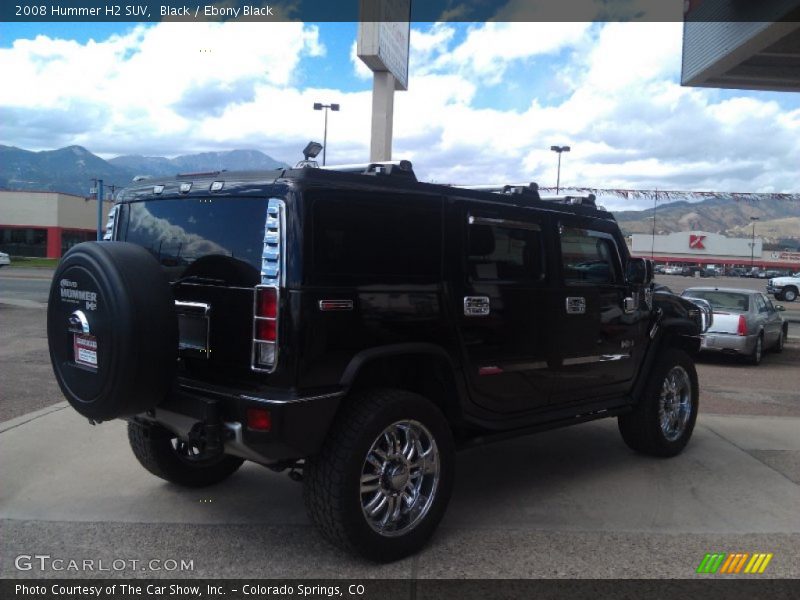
left=618, top=348, right=698, bottom=457
left=128, top=421, right=243, bottom=487
left=775, top=327, right=786, bottom=353
left=748, top=334, right=763, bottom=365
left=303, top=389, right=455, bottom=562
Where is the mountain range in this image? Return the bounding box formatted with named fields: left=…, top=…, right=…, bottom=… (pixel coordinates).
left=0, top=145, right=288, bottom=197
left=614, top=195, right=800, bottom=246
left=1, top=145, right=797, bottom=242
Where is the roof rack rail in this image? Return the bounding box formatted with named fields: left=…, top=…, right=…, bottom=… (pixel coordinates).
left=319, top=160, right=416, bottom=181
left=539, top=193, right=597, bottom=207
left=453, top=182, right=542, bottom=201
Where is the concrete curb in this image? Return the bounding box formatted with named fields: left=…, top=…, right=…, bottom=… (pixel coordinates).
left=0, top=402, right=69, bottom=434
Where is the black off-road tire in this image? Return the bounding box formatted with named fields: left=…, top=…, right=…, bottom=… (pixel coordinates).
left=618, top=347, right=699, bottom=457
left=128, top=421, right=243, bottom=488
left=782, top=287, right=798, bottom=303
left=303, top=389, right=455, bottom=562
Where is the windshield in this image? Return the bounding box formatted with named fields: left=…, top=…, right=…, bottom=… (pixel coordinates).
left=682, top=290, right=750, bottom=312
left=119, top=197, right=271, bottom=284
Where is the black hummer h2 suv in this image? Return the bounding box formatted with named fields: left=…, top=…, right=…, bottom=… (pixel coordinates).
left=47, top=159, right=709, bottom=561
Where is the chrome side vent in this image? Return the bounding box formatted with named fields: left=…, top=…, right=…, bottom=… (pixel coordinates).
left=102, top=205, right=118, bottom=241
left=261, top=198, right=285, bottom=285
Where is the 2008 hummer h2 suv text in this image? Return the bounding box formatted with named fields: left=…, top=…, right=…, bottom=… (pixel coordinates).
left=47, top=157, right=710, bottom=561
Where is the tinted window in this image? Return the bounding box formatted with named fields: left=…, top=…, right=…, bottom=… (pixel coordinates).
left=560, top=226, right=619, bottom=284
left=121, top=197, right=270, bottom=280
left=467, top=217, right=544, bottom=282
left=755, top=295, right=768, bottom=313
left=682, top=291, right=750, bottom=312
left=311, top=194, right=441, bottom=282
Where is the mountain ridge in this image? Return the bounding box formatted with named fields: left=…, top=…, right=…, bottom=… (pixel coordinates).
left=0, top=145, right=288, bottom=196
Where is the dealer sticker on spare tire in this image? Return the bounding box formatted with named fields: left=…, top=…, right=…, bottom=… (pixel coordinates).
left=74, top=334, right=98, bottom=369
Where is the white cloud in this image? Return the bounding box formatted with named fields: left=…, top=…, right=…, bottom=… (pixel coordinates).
left=2, top=20, right=798, bottom=201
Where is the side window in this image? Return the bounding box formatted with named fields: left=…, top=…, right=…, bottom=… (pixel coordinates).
left=762, top=294, right=776, bottom=313
left=755, top=295, right=768, bottom=313
left=559, top=225, right=620, bottom=284
left=467, top=216, right=545, bottom=283
left=311, top=194, right=441, bottom=283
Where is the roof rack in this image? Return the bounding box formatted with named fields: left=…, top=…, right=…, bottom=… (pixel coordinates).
left=319, top=160, right=417, bottom=181
left=453, top=182, right=601, bottom=208
left=454, top=182, right=542, bottom=200
left=539, top=194, right=598, bottom=208
left=453, top=182, right=543, bottom=202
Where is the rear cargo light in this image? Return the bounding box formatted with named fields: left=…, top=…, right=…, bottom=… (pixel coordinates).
left=737, top=315, right=748, bottom=336
left=257, top=287, right=278, bottom=319
left=253, top=285, right=278, bottom=371
left=246, top=407, right=272, bottom=431
left=252, top=198, right=284, bottom=373
left=256, top=318, right=276, bottom=342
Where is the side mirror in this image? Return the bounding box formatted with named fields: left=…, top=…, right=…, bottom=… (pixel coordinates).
left=775, top=305, right=786, bottom=311
left=626, top=258, right=651, bottom=285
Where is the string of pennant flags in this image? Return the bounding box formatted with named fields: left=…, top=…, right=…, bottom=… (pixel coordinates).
left=537, top=187, right=799, bottom=202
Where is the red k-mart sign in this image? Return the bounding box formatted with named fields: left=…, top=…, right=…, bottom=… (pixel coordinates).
left=689, top=235, right=706, bottom=250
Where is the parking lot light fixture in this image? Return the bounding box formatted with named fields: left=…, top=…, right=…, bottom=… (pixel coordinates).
left=313, top=102, right=340, bottom=166
left=550, top=145, right=571, bottom=194
left=750, top=216, right=760, bottom=269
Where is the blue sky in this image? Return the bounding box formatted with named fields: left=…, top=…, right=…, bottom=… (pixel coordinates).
left=2, top=20, right=799, bottom=208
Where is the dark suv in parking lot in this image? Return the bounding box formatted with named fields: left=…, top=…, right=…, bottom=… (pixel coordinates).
left=47, top=159, right=708, bottom=561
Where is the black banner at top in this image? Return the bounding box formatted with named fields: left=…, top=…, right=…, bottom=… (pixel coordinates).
left=3, top=0, right=800, bottom=23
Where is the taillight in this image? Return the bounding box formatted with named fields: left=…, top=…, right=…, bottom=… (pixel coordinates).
left=737, top=315, right=748, bottom=336
left=246, top=407, right=272, bottom=432
left=253, top=286, right=278, bottom=370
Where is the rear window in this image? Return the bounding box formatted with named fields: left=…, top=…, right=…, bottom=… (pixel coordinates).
left=682, top=290, right=750, bottom=312
left=119, top=197, right=270, bottom=281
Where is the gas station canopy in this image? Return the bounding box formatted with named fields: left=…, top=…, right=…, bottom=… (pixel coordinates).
left=682, top=1, right=800, bottom=92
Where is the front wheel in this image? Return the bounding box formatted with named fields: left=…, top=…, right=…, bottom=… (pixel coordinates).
left=303, top=389, right=455, bottom=562
left=782, top=287, right=798, bottom=302
left=618, top=348, right=698, bottom=457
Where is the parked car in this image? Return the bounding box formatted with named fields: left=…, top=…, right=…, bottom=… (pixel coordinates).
left=46, top=153, right=708, bottom=561
left=664, top=265, right=683, bottom=275
left=767, top=273, right=800, bottom=302
left=0, top=251, right=10, bottom=267
left=681, top=287, right=787, bottom=365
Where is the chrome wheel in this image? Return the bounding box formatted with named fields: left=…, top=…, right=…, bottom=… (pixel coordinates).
left=360, top=420, right=440, bottom=537
left=658, top=366, right=693, bottom=442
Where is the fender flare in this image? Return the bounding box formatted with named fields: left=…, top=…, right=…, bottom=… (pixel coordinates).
left=339, top=343, right=463, bottom=389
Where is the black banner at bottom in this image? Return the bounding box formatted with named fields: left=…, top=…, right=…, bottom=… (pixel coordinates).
left=4, top=579, right=800, bottom=600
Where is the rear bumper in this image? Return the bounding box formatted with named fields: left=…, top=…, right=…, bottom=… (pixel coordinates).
left=699, top=332, right=757, bottom=355
left=141, top=381, right=344, bottom=463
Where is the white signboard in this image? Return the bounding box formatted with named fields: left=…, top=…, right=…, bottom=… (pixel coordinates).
left=357, top=0, right=411, bottom=91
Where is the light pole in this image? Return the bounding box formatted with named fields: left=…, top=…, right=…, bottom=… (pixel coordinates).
left=651, top=189, right=659, bottom=259
left=91, top=179, right=104, bottom=241
left=750, top=216, right=759, bottom=270
left=550, top=145, right=570, bottom=194
left=313, top=102, right=340, bottom=166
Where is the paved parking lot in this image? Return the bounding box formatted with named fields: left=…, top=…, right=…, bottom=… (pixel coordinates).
left=1, top=268, right=799, bottom=579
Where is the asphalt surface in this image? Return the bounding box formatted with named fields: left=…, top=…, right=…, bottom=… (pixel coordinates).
left=1, top=267, right=799, bottom=580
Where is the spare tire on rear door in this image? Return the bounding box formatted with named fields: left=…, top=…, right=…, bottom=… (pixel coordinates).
left=47, top=241, right=178, bottom=421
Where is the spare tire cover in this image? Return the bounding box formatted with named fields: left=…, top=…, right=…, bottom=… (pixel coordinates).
left=47, top=241, right=178, bottom=421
